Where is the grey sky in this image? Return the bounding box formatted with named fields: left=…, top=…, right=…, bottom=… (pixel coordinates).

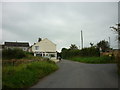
left=1, top=2, right=118, bottom=52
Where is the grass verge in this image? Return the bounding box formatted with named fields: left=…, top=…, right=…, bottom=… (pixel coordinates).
left=2, top=61, right=59, bottom=88
left=68, top=56, right=115, bottom=64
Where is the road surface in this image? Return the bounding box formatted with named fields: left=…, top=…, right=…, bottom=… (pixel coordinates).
left=30, top=59, right=118, bottom=88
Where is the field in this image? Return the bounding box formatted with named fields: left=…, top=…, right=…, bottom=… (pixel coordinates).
left=68, top=56, right=115, bottom=64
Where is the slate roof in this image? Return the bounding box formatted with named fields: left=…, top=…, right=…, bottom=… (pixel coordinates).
left=5, top=42, right=29, bottom=47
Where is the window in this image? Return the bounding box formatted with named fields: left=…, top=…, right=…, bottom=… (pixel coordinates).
left=50, top=54, right=55, bottom=57
left=23, top=48, right=26, bottom=51
left=35, top=46, right=39, bottom=50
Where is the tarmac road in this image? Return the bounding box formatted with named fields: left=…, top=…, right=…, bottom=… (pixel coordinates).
left=30, top=59, right=118, bottom=88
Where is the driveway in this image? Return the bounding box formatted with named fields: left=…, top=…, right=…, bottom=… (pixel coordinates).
left=30, top=59, right=118, bottom=88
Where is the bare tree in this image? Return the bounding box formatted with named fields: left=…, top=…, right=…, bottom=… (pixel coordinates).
left=110, top=23, right=120, bottom=50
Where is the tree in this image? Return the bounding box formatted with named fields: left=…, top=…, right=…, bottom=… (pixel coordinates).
left=61, top=48, right=68, bottom=52
left=97, top=40, right=110, bottom=52
left=90, top=42, right=94, bottom=47
left=69, top=44, right=78, bottom=50
left=110, top=23, right=120, bottom=35
left=110, top=23, right=120, bottom=50
left=61, top=48, right=68, bottom=59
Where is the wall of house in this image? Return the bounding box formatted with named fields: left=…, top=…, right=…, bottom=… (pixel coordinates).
left=34, top=52, right=57, bottom=59
left=32, top=38, right=57, bottom=59
left=32, top=38, right=56, bottom=52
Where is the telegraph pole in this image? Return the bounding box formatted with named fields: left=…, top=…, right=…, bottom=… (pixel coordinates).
left=109, top=37, right=110, bottom=48
left=81, top=30, right=83, bottom=49
left=79, top=32, right=80, bottom=49
left=118, top=23, right=120, bottom=50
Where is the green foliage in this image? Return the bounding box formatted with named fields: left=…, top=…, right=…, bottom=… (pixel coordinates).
left=2, top=48, right=26, bottom=60
left=61, top=48, right=69, bottom=59
left=2, top=48, right=43, bottom=61
left=68, top=56, right=115, bottom=64
left=69, top=44, right=78, bottom=50
left=2, top=61, right=59, bottom=88
left=24, top=51, right=34, bottom=56
left=80, top=47, right=100, bottom=57
left=61, top=47, right=100, bottom=59
left=96, top=40, right=110, bottom=52
left=22, top=53, right=42, bottom=60
left=61, top=49, right=79, bottom=59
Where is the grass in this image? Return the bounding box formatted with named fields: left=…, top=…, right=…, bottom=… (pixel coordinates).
left=68, top=56, right=115, bottom=64
left=2, top=61, right=59, bottom=88
left=22, top=54, right=47, bottom=61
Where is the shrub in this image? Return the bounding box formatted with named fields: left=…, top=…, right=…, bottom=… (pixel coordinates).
left=80, top=47, right=100, bottom=57
left=2, top=48, right=26, bottom=60
left=24, top=52, right=34, bottom=56
left=61, top=47, right=100, bottom=59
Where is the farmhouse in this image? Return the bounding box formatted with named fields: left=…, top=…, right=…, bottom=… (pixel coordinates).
left=3, top=42, right=29, bottom=51
left=32, top=38, right=57, bottom=59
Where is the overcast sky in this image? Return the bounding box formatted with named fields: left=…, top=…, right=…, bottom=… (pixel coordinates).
left=1, top=2, right=118, bottom=52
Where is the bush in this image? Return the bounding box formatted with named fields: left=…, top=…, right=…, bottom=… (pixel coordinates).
left=2, top=48, right=26, bottom=60
left=24, top=52, right=34, bottom=56
left=61, top=47, right=100, bottom=59
left=80, top=47, right=100, bottom=57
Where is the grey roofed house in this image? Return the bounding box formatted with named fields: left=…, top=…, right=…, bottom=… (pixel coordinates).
left=5, top=42, right=29, bottom=47
left=4, top=42, right=29, bottom=51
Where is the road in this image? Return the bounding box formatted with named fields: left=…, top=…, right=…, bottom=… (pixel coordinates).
left=30, top=59, right=118, bottom=88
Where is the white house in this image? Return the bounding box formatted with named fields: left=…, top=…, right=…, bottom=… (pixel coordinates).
left=32, top=38, right=57, bottom=59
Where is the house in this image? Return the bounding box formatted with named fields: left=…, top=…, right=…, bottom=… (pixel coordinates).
left=112, top=49, right=120, bottom=57
left=4, top=42, right=29, bottom=51
left=32, top=38, right=57, bottom=59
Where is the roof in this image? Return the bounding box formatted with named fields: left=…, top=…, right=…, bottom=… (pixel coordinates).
left=42, top=38, right=56, bottom=46
left=5, top=42, right=29, bottom=47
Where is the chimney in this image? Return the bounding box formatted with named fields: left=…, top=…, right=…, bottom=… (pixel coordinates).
left=38, top=38, right=42, bottom=42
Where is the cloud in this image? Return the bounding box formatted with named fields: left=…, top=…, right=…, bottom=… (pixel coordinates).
left=2, top=2, right=118, bottom=51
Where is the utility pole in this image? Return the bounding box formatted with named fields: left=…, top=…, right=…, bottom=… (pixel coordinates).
left=81, top=30, right=83, bottom=49
left=109, top=37, right=110, bottom=48
left=118, top=23, right=120, bottom=50
left=79, top=32, right=80, bottom=49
